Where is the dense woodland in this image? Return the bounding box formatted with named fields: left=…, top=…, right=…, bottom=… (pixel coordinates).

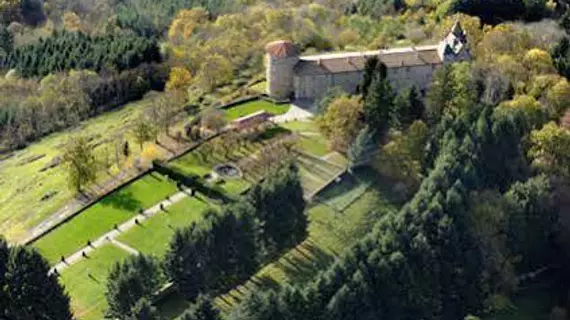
left=4, top=0, right=570, bottom=320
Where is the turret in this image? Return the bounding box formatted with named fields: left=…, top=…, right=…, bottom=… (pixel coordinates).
left=437, top=21, right=470, bottom=63
left=265, top=40, right=300, bottom=100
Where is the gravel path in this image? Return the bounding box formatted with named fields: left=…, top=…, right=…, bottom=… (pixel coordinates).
left=50, top=190, right=190, bottom=274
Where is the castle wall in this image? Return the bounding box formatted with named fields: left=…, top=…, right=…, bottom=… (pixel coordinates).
left=293, top=64, right=439, bottom=100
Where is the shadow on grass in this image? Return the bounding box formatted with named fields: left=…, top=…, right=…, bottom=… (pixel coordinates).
left=274, top=239, right=335, bottom=285
left=99, top=190, right=142, bottom=212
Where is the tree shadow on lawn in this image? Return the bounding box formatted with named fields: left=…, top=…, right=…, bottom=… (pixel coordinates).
left=99, top=190, right=142, bottom=212
left=274, top=239, right=336, bottom=285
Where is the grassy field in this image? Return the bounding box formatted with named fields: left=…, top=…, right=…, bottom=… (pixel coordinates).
left=0, top=94, right=167, bottom=242
left=214, top=169, right=398, bottom=313
left=117, top=195, right=214, bottom=258
left=155, top=169, right=400, bottom=317
left=224, top=99, right=289, bottom=121
left=279, top=120, right=330, bottom=158
left=296, top=153, right=345, bottom=196
left=33, top=173, right=177, bottom=264
left=59, top=244, right=131, bottom=320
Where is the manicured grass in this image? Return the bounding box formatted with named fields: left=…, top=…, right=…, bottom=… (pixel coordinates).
left=224, top=99, right=289, bottom=121
left=60, top=244, right=131, bottom=320
left=297, top=134, right=329, bottom=157
left=316, top=173, right=372, bottom=212
left=296, top=153, right=344, bottom=195
left=278, top=120, right=330, bottom=158
left=33, top=173, right=178, bottom=264
left=117, top=195, right=213, bottom=258
left=169, top=138, right=259, bottom=196
left=212, top=170, right=399, bottom=314
left=280, top=121, right=319, bottom=133
left=0, top=94, right=167, bottom=242
left=170, top=152, right=251, bottom=196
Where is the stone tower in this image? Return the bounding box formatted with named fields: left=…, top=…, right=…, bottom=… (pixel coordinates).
left=437, top=21, right=470, bottom=63
left=265, top=40, right=300, bottom=100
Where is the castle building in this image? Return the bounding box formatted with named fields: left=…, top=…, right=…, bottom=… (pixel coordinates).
left=265, top=21, right=470, bottom=101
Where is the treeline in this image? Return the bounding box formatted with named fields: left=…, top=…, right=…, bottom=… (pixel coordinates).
left=0, top=63, right=168, bottom=150
left=227, top=106, right=559, bottom=320
left=2, top=30, right=161, bottom=78
left=104, top=163, right=307, bottom=319
left=116, top=0, right=236, bottom=37
left=225, top=48, right=564, bottom=318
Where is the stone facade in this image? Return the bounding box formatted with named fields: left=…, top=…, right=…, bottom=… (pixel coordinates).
left=265, top=21, right=471, bottom=101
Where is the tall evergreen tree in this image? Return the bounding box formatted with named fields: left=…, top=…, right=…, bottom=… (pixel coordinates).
left=1, top=240, right=72, bottom=320
left=106, top=254, right=164, bottom=319
left=181, top=295, right=222, bottom=320
left=363, top=72, right=394, bottom=135
left=164, top=222, right=211, bottom=299
left=248, top=162, right=307, bottom=259
left=126, top=298, right=161, bottom=320
left=347, top=125, right=376, bottom=170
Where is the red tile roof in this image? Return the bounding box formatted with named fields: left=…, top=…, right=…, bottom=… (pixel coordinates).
left=265, top=40, right=300, bottom=59
left=293, top=46, right=442, bottom=76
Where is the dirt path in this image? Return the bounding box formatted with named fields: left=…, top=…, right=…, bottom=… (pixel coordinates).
left=50, top=190, right=190, bottom=274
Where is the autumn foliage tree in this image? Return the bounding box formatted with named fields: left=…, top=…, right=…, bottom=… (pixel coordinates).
left=317, top=95, right=364, bottom=153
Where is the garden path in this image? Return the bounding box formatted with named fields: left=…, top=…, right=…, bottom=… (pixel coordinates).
left=49, top=189, right=191, bottom=274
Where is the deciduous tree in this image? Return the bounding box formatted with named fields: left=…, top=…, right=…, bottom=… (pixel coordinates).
left=317, top=95, right=364, bottom=153
left=62, top=135, right=98, bottom=193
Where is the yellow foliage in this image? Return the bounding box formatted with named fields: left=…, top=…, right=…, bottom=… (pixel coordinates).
left=546, top=78, right=570, bottom=118
left=168, top=8, right=208, bottom=44
left=63, top=11, right=83, bottom=33
left=498, top=95, right=544, bottom=126
left=527, top=74, right=563, bottom=98
left=166, top=67, right=192, bottom=92
left=523, top=48, right=555, bottom=75
left=317, top=95, right=363, bottom=153
left=141, top=144, right=161, bottom=165
left=529, top=121, right=570, bottom=176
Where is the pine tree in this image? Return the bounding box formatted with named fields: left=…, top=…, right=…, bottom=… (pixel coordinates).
left=347, top=125, right=376, bottom=170
left=364, top=72, right=394, bottom=135
left=126, top=298, right=161, bottom=320
left=181, top=295, right=222, bottom=320
left=106, top=254, right=164, bottom=319
left=2, top=243, right=72, bottom=320
left=164, top=223, right=211, bottom=299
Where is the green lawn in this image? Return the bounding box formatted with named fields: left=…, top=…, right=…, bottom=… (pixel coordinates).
left=280, top=121, right=319, bottom=133
left=60, top=244, right=131, bottom=320
left=211, top=170, right=399, bottom=314
left=117, top=195, right=213, bottom=258
left=0, top=94, right=166, bottom=242
left=278, top=120, right=330, bottom=158
left=297, top=134, right=329, bottom=157
left=170, top=141, right=255, bottom=196
left=296, top=153, right=344, bottom=195
left=33, top=173, right=178, bottom=264
left=224, top=99, right=289, bottom=121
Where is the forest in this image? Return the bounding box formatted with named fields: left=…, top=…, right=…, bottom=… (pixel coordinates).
left=2, top=0, right=570, bottom=320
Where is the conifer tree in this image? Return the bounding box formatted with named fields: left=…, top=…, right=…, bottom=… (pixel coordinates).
left=106, top=254, right=164, bottom=319
left=364, top=72, right=394, bottom=135
left=0, top=239, right=72, bottom=320
left=181, top=295, right=222, bottom=320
